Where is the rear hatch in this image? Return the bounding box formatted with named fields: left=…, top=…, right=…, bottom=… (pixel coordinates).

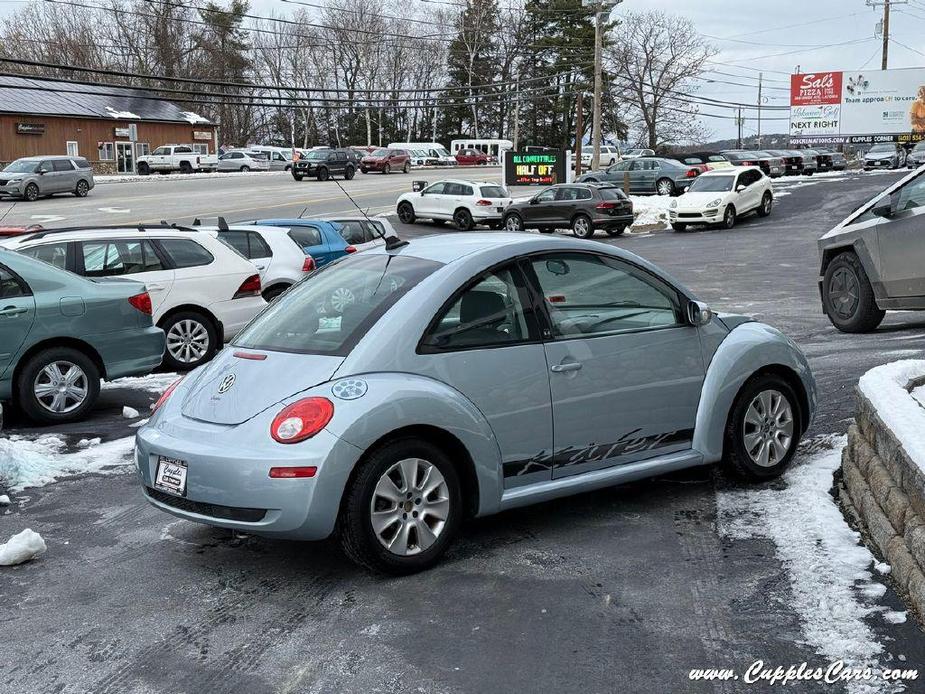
left=180, top=348, right=344, bottom=425
left=476, top=185, right=512, bottom=214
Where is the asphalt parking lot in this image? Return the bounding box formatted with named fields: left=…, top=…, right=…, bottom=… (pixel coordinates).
left=2, top=169, right=924, bottom=694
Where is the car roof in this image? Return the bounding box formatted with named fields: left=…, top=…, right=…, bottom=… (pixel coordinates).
left=14, top=155, right=77, bottom=161
left=0, top=227, right=212, bottom=247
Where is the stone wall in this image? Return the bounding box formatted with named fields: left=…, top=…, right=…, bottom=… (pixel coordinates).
left=841, top=367, right=925, bottom=619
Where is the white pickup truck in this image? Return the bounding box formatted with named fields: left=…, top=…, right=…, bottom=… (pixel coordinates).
left=136, top=145, right=218, bottom=175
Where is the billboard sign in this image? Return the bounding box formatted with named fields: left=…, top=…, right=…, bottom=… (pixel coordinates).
left=503, top=150, right=566, bottom=186
left=790, top=68, right=925, bottom=144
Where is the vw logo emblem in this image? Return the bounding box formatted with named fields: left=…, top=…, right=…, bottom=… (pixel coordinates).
left=217, top=373, right=236, bottom=394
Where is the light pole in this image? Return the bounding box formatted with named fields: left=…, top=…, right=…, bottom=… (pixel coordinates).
left=583, top=0, right=621, bottom=171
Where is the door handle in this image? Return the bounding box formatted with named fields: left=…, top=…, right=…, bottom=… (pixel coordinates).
left=0, top=306, right=28, bottom=318
left=550, top=361, right=582, bottom=373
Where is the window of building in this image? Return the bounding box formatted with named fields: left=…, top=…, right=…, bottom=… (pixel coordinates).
left=98, top=142, right=115, bottom=160
left=135, top=143, right=150, bottom=158
left=192, top=144, right=209, bottom=155
left=66, top=141, right=79, bottom=157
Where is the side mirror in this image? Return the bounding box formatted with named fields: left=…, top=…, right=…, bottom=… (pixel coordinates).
left=736, top=185, right=746, bottom=192
left=37, top=167, right=47, bottom=175
left=871, top=203, right=893, bottom=218
left=529, top=198, right=539, bottom=205
left=687, top=300, right=714, bottom=327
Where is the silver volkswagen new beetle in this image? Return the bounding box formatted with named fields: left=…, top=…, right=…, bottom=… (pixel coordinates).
left=137, top=233, right=815, bottom=574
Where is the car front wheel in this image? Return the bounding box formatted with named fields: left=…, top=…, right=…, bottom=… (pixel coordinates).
left=339, top=438, right=462, bottom=574
left=721, top=205, right=736, bottom=229
left=17, top=347, right=100, bottom=424
left=23, top=183, right=39, bottom=202
left=822, top=252, right=885, bottom=332
left=757, top=192, right=772, bottom=217
left=504, top=213, right=524, bottom=231
left=397, top=201, right=416, bottom=224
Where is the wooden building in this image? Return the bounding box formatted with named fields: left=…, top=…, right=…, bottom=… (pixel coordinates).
left=0, top=75, right=218, bottom=174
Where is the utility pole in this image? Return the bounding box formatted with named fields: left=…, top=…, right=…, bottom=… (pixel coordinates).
left=736, top=108, right=743, bottom=149
left=583, top=0, right=621, bottom=171
left=868, top=0, right=907, bottom=70
left=575, top=91, right=584, bottom=176
left=756, top=72, right=763, bottom=148
left=512, top=79, right=520, bottom=150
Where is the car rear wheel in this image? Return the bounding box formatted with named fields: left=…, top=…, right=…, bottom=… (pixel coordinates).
left=723, top=375, right=801, bottom=481
left=180, top=161, right=193, bottom=174
left=571, top=214, right=594, bottom=239
left=757, top=192, right=773, bottom=217
left=397, top=201, right=416, bottom=224
left=23, top=183, right=39, bottom=202
left=504, top=213, right=524, bottom=231
left=721, top=205, right=736, bottom=229
left=262, top=284, right=290, bottom=302
left=656, top=178, right=675, bottom=196
left=292, top=172, right=304, bottom=181
left=383, top=164, right=391, bottom=175
left=822, top=252, right=885, bottom=333
left=17, top=347, right=100, bottom=424
left=74, top=180, right=90, bottom=198
left=161, top=311, right=217, bottom=371
left=402, top=162, right=410, bottom=174
left=317, top=167, right=329, bottom=181
left=240, top=165, right=250, bottom=172
left=339, top=437, right=462, bottom=574
left=360, top=167, right=368, bottom=174
left=454, top=208, right=474, bottom=231
left=344, top=166, right=356, bottom=180
left=138, top=162, right=150, bottom=175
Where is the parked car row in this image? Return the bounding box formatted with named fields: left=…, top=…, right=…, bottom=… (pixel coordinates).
left=576, top=157, right=699, bottom=196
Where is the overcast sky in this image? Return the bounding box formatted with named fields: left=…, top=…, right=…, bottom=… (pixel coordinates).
left=1, top=0, right=922, bottom=141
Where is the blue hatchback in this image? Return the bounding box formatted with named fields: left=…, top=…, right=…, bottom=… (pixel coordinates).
left=246, top=219, right=354, bottom=267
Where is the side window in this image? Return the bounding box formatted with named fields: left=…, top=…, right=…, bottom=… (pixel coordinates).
left=81, top=241, right=124, bottom=276
left=424, top=182, right=445, bottom=195
left=219, top=230, right=250, bottom=257
left=555, top=187, right=578, bottom=201
left=894, top=174, right=925, bottom=212
left=458, top=185, right=474, bottom=196
left=336, top=221, right=367, bottom=245
left=576, top=187, right=593, bottom=200
left=535, top=188, right=556, bottom=203
left=287, top=225, right=323, bottom=249
left=336, top=152, right=347, bottom=161
left=21, top=242, right=68, bottom=270
left=0, top=267, right=27, bottom=299
left=139, top=240, right=164, bottom=271
left=157, top=239, right=214, bottom=269
left=175, top=146, right=192, bottom=154
left=367, top=221, right=385, bottom=241
left=421, top=266, right=533, bottom=350
left=248, top=232, right=272, bottom=258
left=52, top=159, right=74, bottom=172
left=529, top=253, right=681, bottom=338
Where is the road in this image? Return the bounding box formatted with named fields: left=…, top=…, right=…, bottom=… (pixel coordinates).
left=2, top=169, right=924, bottom=694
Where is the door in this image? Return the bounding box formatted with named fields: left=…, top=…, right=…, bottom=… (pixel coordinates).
left=525, top=252, right=705, bottom=478
left=116, top=142, right=134, bottom=174
left=553, top=186, right=585, bottom=225
left=735, top=169, right=762, bottom=212
left=78, top=239, right=175, bottom=315
left=878, top=173, right=925, bottom=298
left=0, top=265, right=36, bottom=380
left=523, top=187, right=560, bottom=226
left=50, top=159, right=78, bottom=192
left=418, top=182, right=447, bottom=217
left=417, top=263, right=552, bottom=487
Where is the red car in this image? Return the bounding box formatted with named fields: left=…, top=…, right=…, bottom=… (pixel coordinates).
left=360, top=148, right=411, bottom=174
left=455, top=148, right=489, bottom=166
left=0, top=224, right=43, bottom=237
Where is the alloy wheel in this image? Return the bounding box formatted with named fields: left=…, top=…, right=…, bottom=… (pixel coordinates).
left=762, top=195, right=772, bottom=214
left=573, top=216, right=592, bottom=238
left=370, top=458, right=450, bottom=556
left=505, top=215, right=523, bottom=231
left=742, top=389, right=794, bottom=467
left=656, top=179, right=673, bottom=196
left=828, top=267, right=860, bottom=319
left=166, top=319, right=210, bottom=364
left=33, top=361, right=89, bottom=414
left=76, top=180, right=89, bottom=197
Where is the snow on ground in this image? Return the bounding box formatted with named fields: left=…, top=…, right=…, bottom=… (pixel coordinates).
left=101, top=372, right=178, bottom=394
left=718, top=436, right=906, bottom=694
left=911, top=384, right=925, bottom=410
left=0, top=434, right=134, bottom=492
left=0, top=528, right=46, bottom=566
left=858, top=360, right=925, bottom=473
left=629, top=194, right=672, bottom=229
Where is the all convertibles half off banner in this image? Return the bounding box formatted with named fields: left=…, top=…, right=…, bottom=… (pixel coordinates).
left=504, top=151, right=567, bottom=185
left=790, top=68, right=925, bottom=144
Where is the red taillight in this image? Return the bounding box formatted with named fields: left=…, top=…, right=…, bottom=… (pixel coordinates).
left=152, top=377, right=183, bottom=413
left=596, top=201, right=618, bottom=209
left=233, top=351, right=267, bottom=360
left=475, top=199, right=492, bottom=206
left=344, top=245, right=357, bottom=254
left=686, top=169, right=698, bottom=178
left=233, top=274, right=261, bottom=299
left=128, top=291, right=153, bottom=315
left=269, top=466, right=317, bottom=478
left=271, top=397, right=334, bottom=444
left=302, top=255, right=316, bottom=272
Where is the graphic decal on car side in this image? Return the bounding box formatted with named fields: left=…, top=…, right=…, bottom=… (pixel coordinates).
left=503, top=427, right=695, bottom=478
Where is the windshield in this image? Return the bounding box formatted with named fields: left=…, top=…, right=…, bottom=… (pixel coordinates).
left=369, top=148, right=388, bottom=157
left=869, top=144, right=894, bottom=153
left=436, top=148, right=451, bottom=157
left=232, top=253, right=442, bottom=356
left=687, top=176, right=734, bottom=192
left=305, top=150, right=330, bottom=160
left=3, top=160, right=38, bottom=174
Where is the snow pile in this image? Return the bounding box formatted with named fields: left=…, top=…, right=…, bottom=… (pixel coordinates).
left=178, top=111, right=210, bottom=124
left=0, top=529, right=46, bottom=566
left=102, top=372, right=179, bottom=393
left=122, top=406, right=140, bottom=419
left=0, top=494, right=10, bottom=506
left=0, top=435, right=134, bottom=492
left=104, top=106, right=140, bottom=120
left=718, top=436, right=900, bottom=691
left=629, top=195, right=672, bottom=229
left=858, top=360, right=925, bottom=472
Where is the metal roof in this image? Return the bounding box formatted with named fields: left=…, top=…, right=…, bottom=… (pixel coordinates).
left=0, top=75, right=213, bottom=125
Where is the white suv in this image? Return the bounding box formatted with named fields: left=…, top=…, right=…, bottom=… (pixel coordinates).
left=395, top=180, right=513, bottom=230
left=580, top=145, right=621, bottom=168
left=3, top=227, right=266, bottom=370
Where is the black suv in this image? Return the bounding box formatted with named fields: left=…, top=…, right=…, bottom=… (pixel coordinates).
left=292, top=148, right=359, bottom=181
left=502, top=183, right=634, bottom=238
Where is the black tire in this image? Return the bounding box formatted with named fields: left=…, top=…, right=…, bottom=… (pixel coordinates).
left=338, top=437, right=463, bottom=575
left=344, top=166, right=355, bottom=180
left=138, top=162, right=150, bottom=176
left=605, top=226, right=625, bottom=236
left=240, top=165, right=251, bottom=173
left=397, top=201, right=416, bottom=224
left=179, top=161, right=193, bottom=174
left=317, top=167, right=329, bottom=181
left=721, top=205, right=736, bottom=229
left=655, top=178, right=675, bottom=196
left=360, top=167, right=369, bottom=174
left=16, top=347, right=100, bottom=424
left=671, top=223, right=687, bottom=232
left=723, top=374, right=802, bottom=481
left=284, top=165, right=292, bottom=172
left=822, top=252, right=885, bottom=333
left=262, top=284, right=290, bottom=302
left=454, top=208, right=474, bottom=231
left=160, top=311, right=218, bottom=371
left=292, top=172, right=304, bottom=181
left=402, top=162, right=410, bottom=174
left=383, top=163, right=391, bottom=175
left=23, top=183, right=39, bottom=202
left=806, top=170, right=814, bottom=176
left=74, top=179, right=90, bottom=198
left=504, top=213, right=524, bottom=231
left=756, top=191, right=773, bottom=217
left=571, top=213, right=594, bottom=239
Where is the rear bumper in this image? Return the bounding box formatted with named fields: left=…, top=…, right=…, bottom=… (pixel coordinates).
left=592, top=212, right=634, bottom=228
left=93, top=326, right=166, bottom=380
left=211, top=295, right=267, bottom=341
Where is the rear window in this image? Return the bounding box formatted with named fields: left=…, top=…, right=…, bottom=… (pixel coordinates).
left=706, top=155, right=727, bottom=162
left=233, top=253, right=442, bottom=356
left=479, top=185, right=508, bottom=198
left=157, top=238, right=214, bottom=268
left=74, top=158, right=91, bottom=169
left=287, top=225, right=323, bottom=249
left=599, top=188, right=628, bottom=201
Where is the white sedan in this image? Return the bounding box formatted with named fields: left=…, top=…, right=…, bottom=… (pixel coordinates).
left=668, top=166, right=773, bottom=231
left=396, top=179, right=513, bottom=230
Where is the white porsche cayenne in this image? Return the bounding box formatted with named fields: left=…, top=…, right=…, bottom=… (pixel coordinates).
left=668, top=166, right=773, bottom=231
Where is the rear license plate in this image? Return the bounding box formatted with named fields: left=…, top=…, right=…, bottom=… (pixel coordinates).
left=497, top=206, right=504, bottom=212
left=155, top=456, right=188, bottom=496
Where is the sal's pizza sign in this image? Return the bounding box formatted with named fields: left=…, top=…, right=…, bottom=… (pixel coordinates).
left=791, top=72, right=843, bottom=106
